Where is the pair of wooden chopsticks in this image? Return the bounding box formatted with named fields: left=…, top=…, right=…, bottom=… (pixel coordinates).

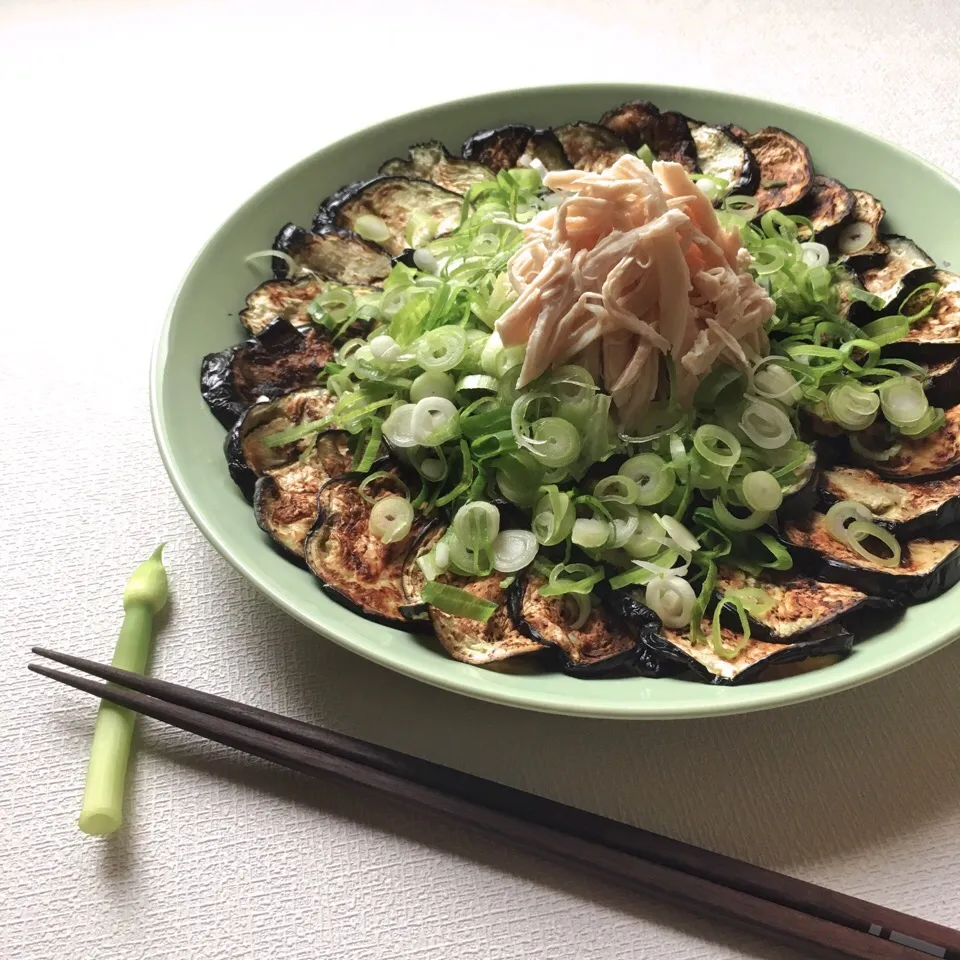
left=29, top=647, right=959, bottom=960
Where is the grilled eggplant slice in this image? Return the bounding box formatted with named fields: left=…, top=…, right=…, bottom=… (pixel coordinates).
left=924, top=356, right=960, bottom=408
left=855, top=405, right=960, bottom=480
left=723, top=122, right=751, bottom=141
left=837, top=189, right=889, bottom=264
left=888, top=270, right=960, bottom=355
left=599, top=101, right=699, bottom=170
left=648, top=619, right=853, bottom=684
left=461, top=124, right=570, bottom=172
left=685, top=120, right=759, bottom=195
left=507, top=573, right=639, bottom=676
left=856, top=235, right=936, bottom=313
left=379, top=141, right=494, bottom=196
left=402, top=531, right=545, bottom=665
left=820, top=465, right=960, bottom=538
left=239, top=275, right=324, bottom=336
left=303, top=473, right=430, bottom=629
left=200, top=320, right=333, bottom=429
left=601, top=590, right=690, bottom=678
left=239, top=275, right=379, bottom=336
left=253, top=431, right=354, bottom=559
left=271, top=223, right=391, bottom=284
left=797, top=175, right=855, bottom=239
left=225, top=387, right=337, bottom=501
left=714, top=566, right=895, bottom=642
left=781, top=511, right=960, bottom=602
left=553, top=122, right=630, bottom=173
left=741, top=127, right=814, bottom=215
left=315, top=177, right=462, bottom=256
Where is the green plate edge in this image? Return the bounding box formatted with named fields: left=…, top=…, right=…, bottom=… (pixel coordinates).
left=151, top=83, right=960, bottom=720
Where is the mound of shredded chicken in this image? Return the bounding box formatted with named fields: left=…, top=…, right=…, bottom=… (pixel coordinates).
left=495, top=154, right=776, bottom=429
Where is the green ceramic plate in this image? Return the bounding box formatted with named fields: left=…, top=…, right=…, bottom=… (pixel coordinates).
left=152, top=84, right=960, bottom=719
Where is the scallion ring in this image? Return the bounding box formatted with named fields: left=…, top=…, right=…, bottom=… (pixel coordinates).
left=369, top=496, right=414, bottom=544
left=620, top=453, right=676, bottom=506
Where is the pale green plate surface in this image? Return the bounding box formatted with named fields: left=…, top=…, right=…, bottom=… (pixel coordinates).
left=152, top=84, right=960, bottom=719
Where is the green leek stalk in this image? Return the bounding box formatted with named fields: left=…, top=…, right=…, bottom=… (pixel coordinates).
left=77, top=545, right=168, bottom=836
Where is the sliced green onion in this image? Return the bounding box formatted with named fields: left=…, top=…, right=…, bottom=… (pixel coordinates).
left=538, top=562, right=604, bottom=597
left=382, top=403, right=419, bottom=449
left=453, top=501, right=500, bottom=551
left=494, top=450, right=543, bottom=507
left=898, top=281, right=941, bottom=321
left=622, top=511, right=664, bottom=559
left=572, top=518, right=612, bottom=550
left=826, top=382, right=880, bottom=431
left=411, top=396, right=460, bottom=446
left=669, top=434, right=690, bottom=483
left=710, top=597, right=750, bottom=661
left=726, top=587, right=776, bottom=615
left=740, top=398, right=794, bottom=450
left=879, top=377, right=929, bottom=428
left=369, top=496, right=414, bottom=544
left=491, top=529, right=537, bottom=573
left=410, top=371, right=456, bottom=403
left=456, top=374, right=499, bottom=393
left=435, top=440, right=475, bottom=507
left=471, top=430, right=519, bottom=460
left=754, top=533, right=793, bottom=571
left=416, top=325, right=467, bottom=372
left=529, top=417, right=581, bottom=469
left=532, top=485, right=575, bottom=546
left=354, top=423, right=382, bottom=472
left=752, top=361, right=803, bottom=404
left=421, top=580, right=498, bottom=621
left=358, top=471, right=410, bottom=504
left=712, top=497, right=772, bottom=532
left=860, top=315, right=910, bottom=347
left=741, top=471, right=783, bottom=513
left=850, top=431, right=902, bottom=462
left=723, top=194, right=760, bottom=219
left=846, top=520, right=902, bottom=568
left=825, top=500, right=873, bottom=543
left=636, top=144, right=655, bottom=167
left=898, top=406, right=944, bottom=439
left=693, top=425, right=741, bottom=471
left=354, top=214, right=392, bottom=244
left=594, top=474, right=640, bottom=505
left=645, top=575, right=696, bottom=628
left=620, top=453, right=676, bottom=506
left=311, top=287, right=357, bottom=323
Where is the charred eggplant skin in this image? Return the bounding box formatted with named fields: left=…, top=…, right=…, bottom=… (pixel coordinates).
left=303, top=473, right=432, bottom=632
left=200, top=319, right=333, bottom=430
left=601, top=589, right=685, bottom=678
left=506, top=574, right=641, bottom=677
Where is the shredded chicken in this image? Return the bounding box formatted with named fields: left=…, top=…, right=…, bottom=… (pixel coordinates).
left=495, top=155, right=775, bottom=429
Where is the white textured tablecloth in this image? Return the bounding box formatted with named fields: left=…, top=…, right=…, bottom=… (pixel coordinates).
left=3, top=2, right=960, bottom=957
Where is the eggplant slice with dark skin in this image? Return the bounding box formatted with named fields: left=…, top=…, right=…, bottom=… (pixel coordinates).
left=253, top=431, right=354, bottom=559
left=200, top=319, right=334, bottom=429
left=647, top=618, right=853, bottom=685
left=796, top=175, right=855, bottom=240
left=852, top=404, right=960, bottom=480
left=855, top=235, right=936, bottom=311
left=553, top=122, right=631, bottom=173
left=271, top=223, right=392, bottom=284
left=225, top=387, right=338, bottom=501
left=378, top=141, right=495, bottom=196
left=923, top=356, right=960, bottom=409
left=887, top=270, right=960, bottom=356
left=303, top=473, right=431, bottom=630
left=461, top=124, right=570, bottom=173
left=239, top=275, right=379, bottom=337
left=507, top=573, right=642, bottom=676
left=685, top=119, right=759, bottom=195
left=713, top=566, right=897, bottom=642
left=819, top=465, right=960, bottom=538
left=741, top=127, right=814, bottom=215
left=401, top=525, right=546, bottom=665
left=314, top=177, right=463, bottom=256
left=599, top=101, right=699, bottom=171
left=781, top=511, right=960, bottom=602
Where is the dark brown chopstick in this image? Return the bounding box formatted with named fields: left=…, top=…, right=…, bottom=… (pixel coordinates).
left=29, top=648, right=959, bottom=960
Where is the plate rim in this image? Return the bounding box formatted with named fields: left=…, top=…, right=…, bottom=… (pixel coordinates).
left=151, top=82, right=960, bottom=719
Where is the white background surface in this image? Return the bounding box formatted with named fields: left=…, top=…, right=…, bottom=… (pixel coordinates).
left=3, top=1, right=960, bottom=958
